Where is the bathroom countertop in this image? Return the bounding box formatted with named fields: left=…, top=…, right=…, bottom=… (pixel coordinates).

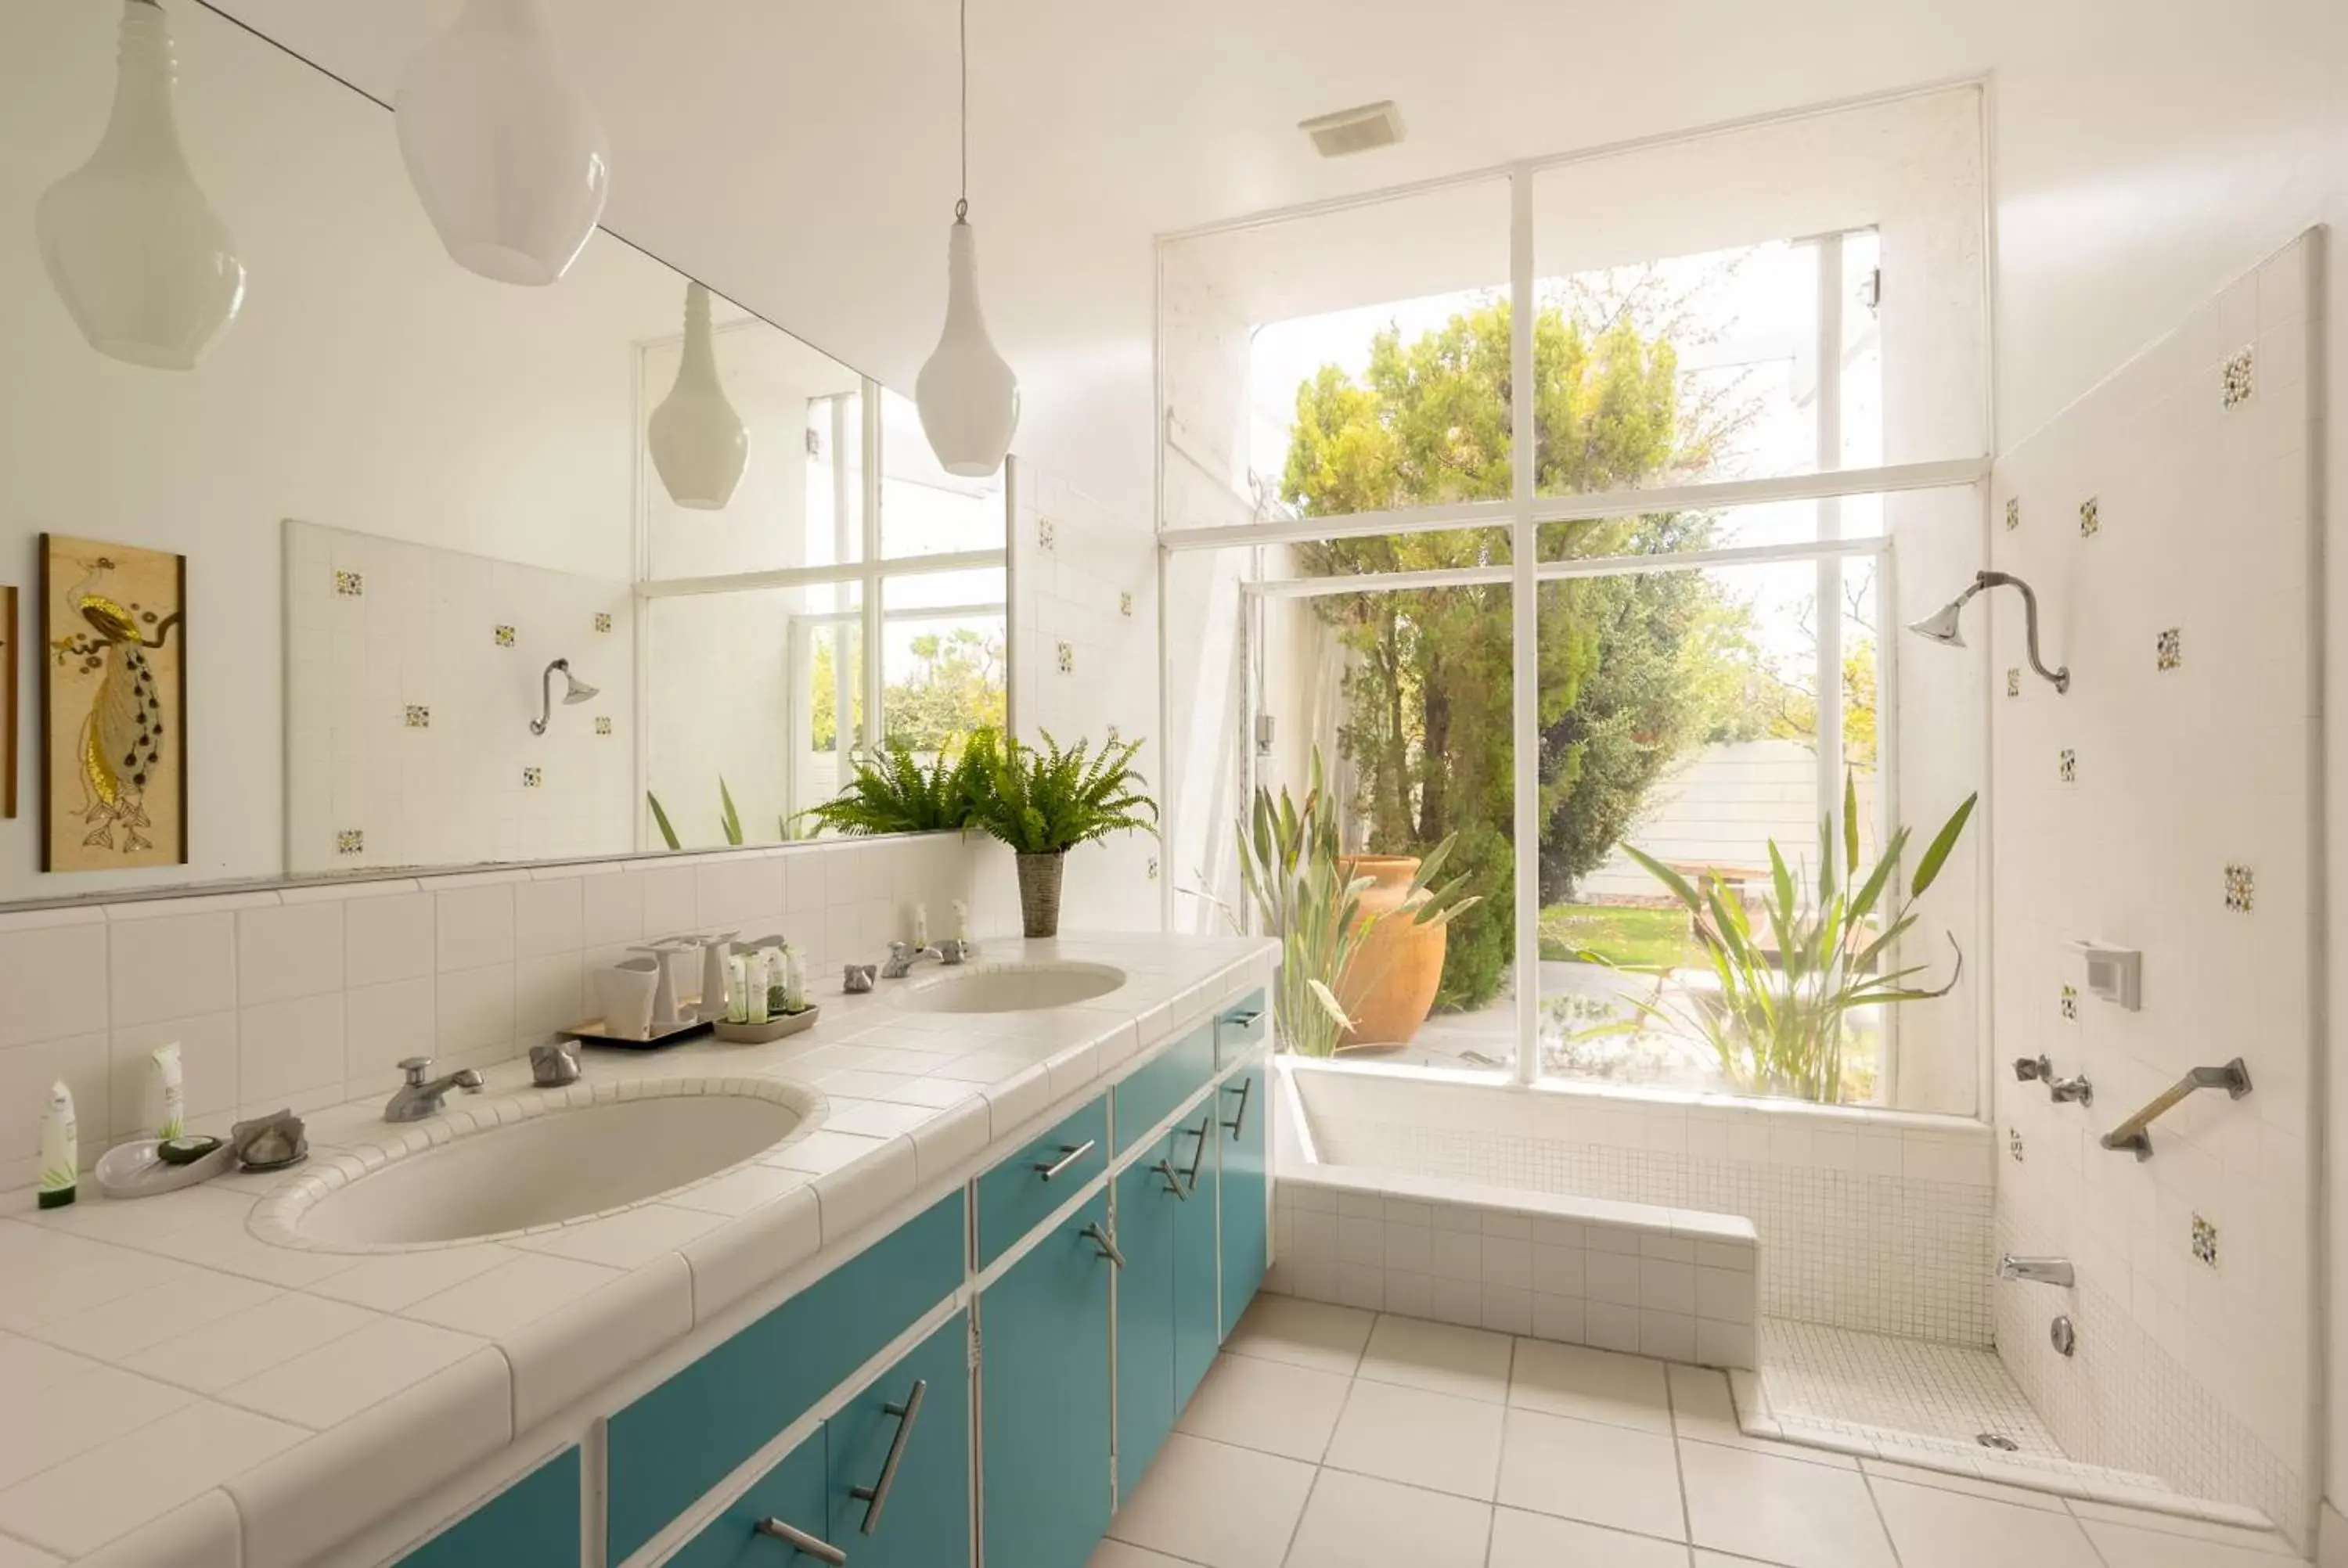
left=0, top=931, right=1278, bottom=1568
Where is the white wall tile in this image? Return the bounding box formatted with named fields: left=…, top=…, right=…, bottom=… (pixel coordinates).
left=0, top=922, right=109, bottom=1047
left=343, top=979, right=434, bottom=1086
left=237, top=995, right=344, bottom=1106
left=106, top=1012, right=237, bottom=1141
left=109, top=913, right=235, bottom=1029
left=433, top=885, right=513, bottom=972
left=512, top=878, right=582, bottom=959
left=236, top=903, right=344, bottom=1007
left=344, top=893, right=433, bottom=987
left=435, top=965, right=513, bottom=1056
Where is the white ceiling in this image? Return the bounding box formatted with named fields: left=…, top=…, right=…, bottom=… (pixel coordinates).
left=205, top=0, right=2014, bottom=506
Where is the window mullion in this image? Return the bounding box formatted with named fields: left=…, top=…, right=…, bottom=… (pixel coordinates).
left=1508, top=171, right=1540, bottom=1089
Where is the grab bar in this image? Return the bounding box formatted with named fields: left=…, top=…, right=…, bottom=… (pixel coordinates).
left=2099, top=1059, right=2251, bottom=1160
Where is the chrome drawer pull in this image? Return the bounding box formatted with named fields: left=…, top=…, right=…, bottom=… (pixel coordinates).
left=1152, top=1157, right=1191, bottom=1200
left=1034, top=1139, right=1097, bottom=1182
left=1082, top=1221, right=1125, bottom=1268
left=755, top=1516, right=848, bottom=1563
left=850, top=1378, right=927, bottom=1535
left=1223, top=1077, right=1255, bottom=1140
left=1180, top=1113, right=1212, bottom=1187
left=1226, top=1009, right=1262, bottom=1029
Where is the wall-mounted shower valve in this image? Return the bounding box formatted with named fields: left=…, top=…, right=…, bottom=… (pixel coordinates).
left=2049, top=1074, right=2094, bottom=1107
left=2013, top=1056, right=2051, bottom=1083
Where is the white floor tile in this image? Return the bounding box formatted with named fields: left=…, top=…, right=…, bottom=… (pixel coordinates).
left=2076, top=1518, right=2300, bottom=1568
left=1107, top=1433, right=1313, bottom=1568
left=1681, top=1440, right=1893, bottom=1568
left=0, top=1532, right=61, bottom=1567
left=1493, top=1406, right=1684, bottom=1541
left=2065, top=1500, right=2296, bottom=1555
left=1176, top=1352, right=1350, bottom=1462
left=1357, top=1314, right=1513, bottom=1403
left=1225, top=1296, right=1375, bottom=1378
left=1868, top=1476, right=2101, bottom=1568
left=1282, top=1469, right=1491, bottom=1568
left=1860, top=1458, right=2068, bottom=1512
left=1323, top=1378, right=1505, bottom=1501
left=1086, top=1542, right=1198, bottom=1568
left=1489, top=1509, right=1687, bottom=1568
left=1509, top=1340, right=1671, bottom=1433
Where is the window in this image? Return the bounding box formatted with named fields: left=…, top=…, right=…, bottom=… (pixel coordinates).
left=1159, top=88, right=1987, bottom=1112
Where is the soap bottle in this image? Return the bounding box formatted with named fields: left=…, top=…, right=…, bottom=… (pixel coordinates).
left=38, top=1081, right=77, bottom=1209
left=782, top=943, right=808, bottom=1014
left=726, top=955, right=750, bottom=1024
left=744, top=951, right=769, bottom=1023
left=149, top=1041, right=185, bottom=1141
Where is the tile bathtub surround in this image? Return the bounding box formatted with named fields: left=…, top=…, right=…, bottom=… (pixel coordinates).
left=1284, top=1061, right=1996, bottom=1344
left=0, top=833, right=976, bottom=1191
left=0, top=932, right=1276, bottom=1564
left=1267, top=1167, right=1759, bottom=1370
left=1989, top=232, right=2323, bottom=1543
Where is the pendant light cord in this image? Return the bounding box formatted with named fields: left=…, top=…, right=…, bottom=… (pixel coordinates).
left=955, top=0, right=969, bottom=221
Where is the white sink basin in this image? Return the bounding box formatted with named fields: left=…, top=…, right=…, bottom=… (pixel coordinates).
left=899, top=961, right=1127, bottom=1013
left=283, top=1088, right=812, bottom=1248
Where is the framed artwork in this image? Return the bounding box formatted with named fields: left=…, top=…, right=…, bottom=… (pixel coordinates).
left=1, top=584, right=15, bottom=819
left=40, top=534, right=185, bottom=870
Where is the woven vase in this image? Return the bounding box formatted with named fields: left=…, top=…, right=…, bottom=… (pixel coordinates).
left=1015, top=851, right=1066, bottom=937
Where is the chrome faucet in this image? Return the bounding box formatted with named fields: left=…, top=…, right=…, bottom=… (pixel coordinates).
left=384, top=1056, right=485, bottom=1123
left=529, top=1039, right=582, bottom=1088
left=881, top=938, right=971, bottom=979
left=1999, top=1255, right=2075, bottom=1288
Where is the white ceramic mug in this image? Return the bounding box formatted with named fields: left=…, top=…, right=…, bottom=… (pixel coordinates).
left=594, top=958, right=661, bottom=1041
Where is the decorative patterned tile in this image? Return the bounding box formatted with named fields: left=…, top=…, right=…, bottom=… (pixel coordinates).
left=2077, top=498, right=2099, bottom=538
left=402, top=704, right=430, bottom=730
left=1147, top=856, right=1161, bottom=881
left=335, top=829, right=364, bottom=857
left=593, top=612, right=613, bottom=634
left=521, top=768, right=543, bottom=789
left=1057, top=641, right=1075, bottom=674
left=2224, top=864, right=2254, bottom=913
left=2006, top=668, right=2021, bottom=699
left=494, top=624, right=516, bottom=648
left=2008, top=1127, right=2024, bottom=1163
left=2058, top=984, right=2078, bottom=1023
left=1038, top=516, right=1057, bottom=550
left=2221, top=347, right=2255, bottom=409
left=1121, top=591, right=1136, bottom=617
left=2191, top=1214, right=2218, bottom=1269
left=594, top=717, right=612, bottom=736
left=332, top=570, right=364, bottom=598
left=2004, top=497, right=2020, bottom=531
left=2057, top=749, right=2076, bottom=784
left=2155, top=628, right=2181, bottom=671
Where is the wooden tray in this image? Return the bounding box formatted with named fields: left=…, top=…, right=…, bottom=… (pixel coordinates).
left=563, top=1016, right=715, bottom=1049
left=710, top=1006, right=820, bottom=1045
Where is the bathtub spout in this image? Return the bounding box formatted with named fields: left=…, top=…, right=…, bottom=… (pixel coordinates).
left=1998, top=1254, right=2074, bottom=1288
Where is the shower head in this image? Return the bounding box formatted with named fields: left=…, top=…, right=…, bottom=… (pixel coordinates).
left=1905, top=570, right=2069, bottom=692
left=531, top=658, right=599, bottom=734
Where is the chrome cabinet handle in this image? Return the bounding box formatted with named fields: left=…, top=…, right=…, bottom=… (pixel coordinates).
left=1034, top=1139, right=1097, bottom=1182
left=1181, top=1113, right=1212, bottom=1188
left=755, top=1516, right=848, bottom=1564
left=849, top=1378, right=927, bottom=1535
left=1223, top=1077, right=1255, bottom=1140
left=1226, top=1009, right=1262, bottom=1029
left=1082, top=1221, right=1125, bottom=1268
left=1152, top=1157, right=1191, bottom=1200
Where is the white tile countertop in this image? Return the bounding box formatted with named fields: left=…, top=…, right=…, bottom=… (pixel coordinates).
left=0, top=932, right=1277, bottom=1567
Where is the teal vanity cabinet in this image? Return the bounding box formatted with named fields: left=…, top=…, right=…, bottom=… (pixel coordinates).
left=1113, top=1126, right=1187, bottom=1491
left=1216, top=994, right=1270, bottom=1340
left=396, top=1446, right=578, bottom=1566
left=667, top=1311, right=971, bottom=1568
left=981, top=1192, right=1116, bottom=1568
left=1169, top=1107, right=1222, bottom=1407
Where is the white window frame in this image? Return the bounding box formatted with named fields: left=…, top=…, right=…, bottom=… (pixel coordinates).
left=1154, top=141, right=1990, bottom=1098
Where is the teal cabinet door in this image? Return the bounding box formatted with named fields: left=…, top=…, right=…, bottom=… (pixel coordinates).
left=981, top=1192, right=1115, bottom=1568
left=1217, top=1064, right=1268, bottom=1340
left=1170, top=1107, right=1222, bottom=1406
left=398, top=1446, right=578, bottom=1567
left=826, top=1311, right=971, bottom=1568
left=665, top=1438, right=829, bottom=1568
left=1114, top=1136, right=1183, bottom=1495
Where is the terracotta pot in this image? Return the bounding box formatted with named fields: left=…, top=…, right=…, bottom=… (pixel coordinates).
left=1334, top=854, right=1446, bottom=1047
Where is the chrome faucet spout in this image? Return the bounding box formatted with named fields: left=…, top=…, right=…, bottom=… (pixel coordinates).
left=1998, top=1254, right=2075, bottom=1288
left=384, top=1056, right=485, bottom=1122
left=881, top=940, right=949, bottom=980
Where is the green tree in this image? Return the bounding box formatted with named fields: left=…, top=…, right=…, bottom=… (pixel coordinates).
left=809, top=626, right=1006, bottom=754
left=1286, top=291, right=1748, bottom=1007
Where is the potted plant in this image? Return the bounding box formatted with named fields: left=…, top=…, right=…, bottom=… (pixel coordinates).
left=967, top=731, right=1156, bottom=937
left=1591, top=774, right=1977, bottom=1102
left=1235, top=750, right=1479, bottom=1058
left=794, top=732, right=996, bottom=836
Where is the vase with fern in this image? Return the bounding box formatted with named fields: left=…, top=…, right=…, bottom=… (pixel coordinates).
left=967, top=732, right=1157, bottom=937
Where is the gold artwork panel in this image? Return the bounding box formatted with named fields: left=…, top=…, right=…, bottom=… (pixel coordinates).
left=41, top=534, right=185, bottom=870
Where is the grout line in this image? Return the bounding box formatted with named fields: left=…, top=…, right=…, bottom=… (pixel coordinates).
left=1665, top=1358, right=1696, bottom=1552
left=1273, top=1456, right=1326, bottom=1568
left=1856, top=1463, right=1907, bottom=1568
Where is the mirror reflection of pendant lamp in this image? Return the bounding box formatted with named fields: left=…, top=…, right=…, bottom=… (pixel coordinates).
left=35, top=0, right=246, bottom=371
left=915, top=0, right=1019, bottom=478
left=647, top=282, right=751, bottom=510
left=394, top=0, right=608, bottom=286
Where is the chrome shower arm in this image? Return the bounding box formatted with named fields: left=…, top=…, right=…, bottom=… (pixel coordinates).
left=1976, top=570, right=2071, bottom=693
left=530, top=659, right=567, bottom=735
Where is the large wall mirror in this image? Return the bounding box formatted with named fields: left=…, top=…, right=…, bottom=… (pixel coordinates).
left=0, top=0, right=1010, bottom=906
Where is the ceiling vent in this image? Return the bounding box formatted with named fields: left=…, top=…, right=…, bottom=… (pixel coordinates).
left=1299, top=100, right=1405, bottom=158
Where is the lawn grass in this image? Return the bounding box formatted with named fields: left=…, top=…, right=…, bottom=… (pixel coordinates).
left=1539, top=902, right=1700, bottom=971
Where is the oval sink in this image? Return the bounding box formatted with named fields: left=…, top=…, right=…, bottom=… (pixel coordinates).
left=282, top=1088, right=812, bottom=1249
left=899, top=961, right=1127, bottom=1014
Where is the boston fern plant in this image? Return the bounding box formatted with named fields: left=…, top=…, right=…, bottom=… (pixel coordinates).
left=970, top=731, right=1157, bottom=936
left=1593, top=774, right=1977, bottom=1102
left=795, top=732, right=999, bottom=836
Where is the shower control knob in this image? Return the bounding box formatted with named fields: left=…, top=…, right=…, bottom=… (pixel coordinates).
left=2013, top=1055, right=2051, bottom=1083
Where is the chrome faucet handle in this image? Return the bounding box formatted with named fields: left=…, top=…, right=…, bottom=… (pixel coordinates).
left=938, top=937, right=971, bottom=965
left=398, top=1056, right=433, bottom=1087
left=530, top=1040, right=582, bottom=1088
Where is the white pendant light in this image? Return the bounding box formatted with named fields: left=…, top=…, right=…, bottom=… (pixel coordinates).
left=35, top=0, right=245, bottom=372
left=647, top=282, right=751, bottom=510
left=394, top=0, right=608, bottom=287
left=915, top=0, right=1018, bottom=478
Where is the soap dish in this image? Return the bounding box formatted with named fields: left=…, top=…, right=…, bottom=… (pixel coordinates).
left=711, top=1006, right=819, bottom=1045
left=95, top=1138, right=236, bottom=1199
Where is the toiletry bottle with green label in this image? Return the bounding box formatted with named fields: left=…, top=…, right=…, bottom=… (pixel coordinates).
left=39, top=1081, right=77, bottom=1209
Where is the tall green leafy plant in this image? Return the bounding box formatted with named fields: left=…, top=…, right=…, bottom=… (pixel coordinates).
left=1598, top=775, right=1977, bottom=1102
left=968, top=731, right=1156, bottom=855
left=796, top=731, right=999, bottom=836
left=1236, top=750, right=1482, bottom=1059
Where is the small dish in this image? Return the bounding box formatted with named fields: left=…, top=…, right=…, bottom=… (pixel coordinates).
left=710, top=1006, right=820, bottom=1045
